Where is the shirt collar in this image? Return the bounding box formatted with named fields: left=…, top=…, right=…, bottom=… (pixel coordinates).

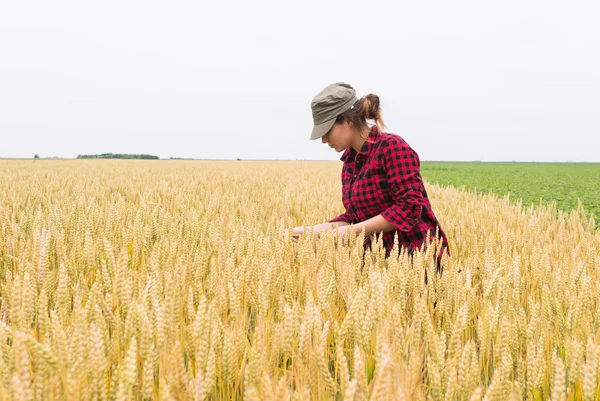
left=340, top=125, right=380, bottom=162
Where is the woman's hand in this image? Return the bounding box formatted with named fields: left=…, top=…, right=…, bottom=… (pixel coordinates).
left=280, top=226, right=314, bottom=242
left=281, top=223, right=357, bottom=244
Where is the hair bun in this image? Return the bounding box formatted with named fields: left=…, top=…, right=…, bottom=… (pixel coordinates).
left=337, top=91, right=386, bottom=133
left=363, top=94, right=380, bottom=120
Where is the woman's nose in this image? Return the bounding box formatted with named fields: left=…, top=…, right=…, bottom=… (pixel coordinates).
left=321, top=136, right=327, bottom=144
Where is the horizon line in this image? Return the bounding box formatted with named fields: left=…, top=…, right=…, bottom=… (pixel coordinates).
left=1, top=157, right=600, bottom=163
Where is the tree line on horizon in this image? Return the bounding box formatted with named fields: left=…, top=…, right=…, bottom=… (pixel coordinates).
left=76, top=153, right=159, bottom=159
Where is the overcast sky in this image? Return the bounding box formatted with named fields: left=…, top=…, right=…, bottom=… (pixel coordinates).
left=1, top=0, right=599, bottom=161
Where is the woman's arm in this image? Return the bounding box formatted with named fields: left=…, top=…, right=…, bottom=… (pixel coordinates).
left=378, top=139, right=424, bottom=232
left=313, top=221, right=350, bottom=232
left=293, top=221, right=350, bottom=234
left=346, top=214, right=396, bottom=236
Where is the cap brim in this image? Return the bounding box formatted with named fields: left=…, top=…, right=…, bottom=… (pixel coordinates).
left=310, top=118, right=336, bottom=140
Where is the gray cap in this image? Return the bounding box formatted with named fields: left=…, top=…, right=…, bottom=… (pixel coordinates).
left=310, top=82, right=358, bottom=140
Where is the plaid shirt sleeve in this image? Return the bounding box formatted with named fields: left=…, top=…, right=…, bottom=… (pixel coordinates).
left=328, top=212, right=352, bottom=224
left=380, top=139, right=424, bottom=232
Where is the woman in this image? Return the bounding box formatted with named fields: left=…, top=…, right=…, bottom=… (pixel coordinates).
left=286, top=82, right=449, bottom=271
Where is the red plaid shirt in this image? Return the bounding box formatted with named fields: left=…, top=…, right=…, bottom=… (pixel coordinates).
left=328, top=125, right=449, bottom=259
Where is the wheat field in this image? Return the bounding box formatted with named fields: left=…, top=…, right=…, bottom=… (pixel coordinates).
left=0, top=159, right=599, bottom=401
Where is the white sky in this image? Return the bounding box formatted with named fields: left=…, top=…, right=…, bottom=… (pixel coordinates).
left=1, top=0, right=599, bottom=161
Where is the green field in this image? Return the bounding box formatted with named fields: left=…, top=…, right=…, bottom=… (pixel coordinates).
left=421, top=162, right=600, bottom=228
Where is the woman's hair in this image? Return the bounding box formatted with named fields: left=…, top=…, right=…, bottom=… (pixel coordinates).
left=333, top=93, right=387, bottom=142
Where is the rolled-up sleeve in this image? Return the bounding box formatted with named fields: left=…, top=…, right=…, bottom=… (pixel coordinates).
left=380, top=140, right=424, bottom=232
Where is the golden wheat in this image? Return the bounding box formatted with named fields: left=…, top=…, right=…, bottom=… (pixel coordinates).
left=0, top=159, right=598, bottom=400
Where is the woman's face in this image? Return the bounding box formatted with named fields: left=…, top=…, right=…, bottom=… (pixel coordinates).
left=321, top=119, right=355, bottom=152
